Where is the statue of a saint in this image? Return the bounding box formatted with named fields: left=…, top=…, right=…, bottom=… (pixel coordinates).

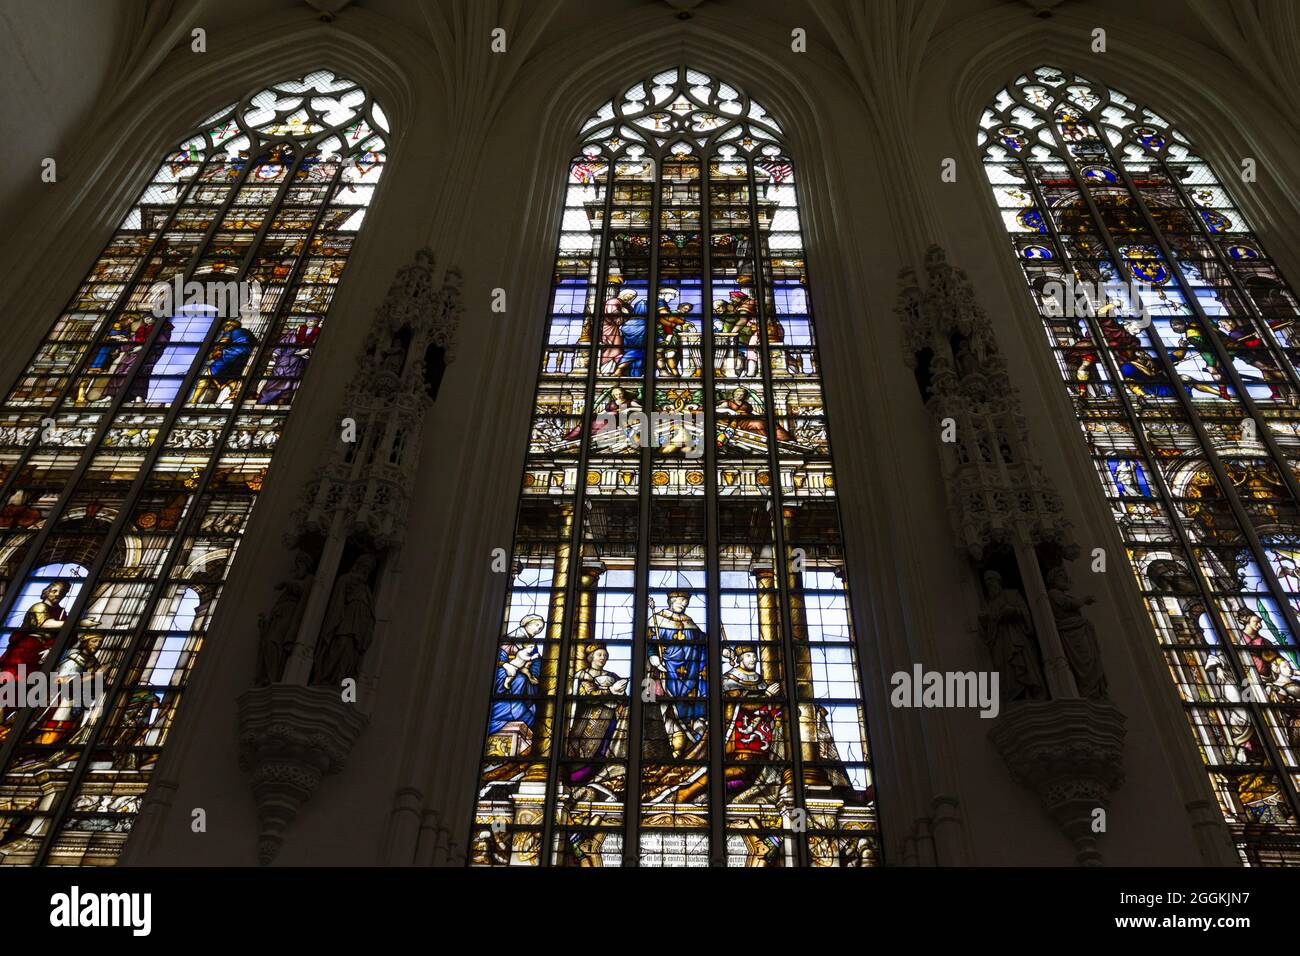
left=256, top=550, right=315, bottom=685
left=313, top=553, right=378, bottom=686
left=1046, top=566, right=1108, bottom=700
left=978, top=570, right=1046, bottom=703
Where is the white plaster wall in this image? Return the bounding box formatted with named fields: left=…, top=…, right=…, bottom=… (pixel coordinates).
left=0, top=0, right=134, bottom=230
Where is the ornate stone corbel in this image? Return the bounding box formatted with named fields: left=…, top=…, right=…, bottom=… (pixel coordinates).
left=236, top=684, right=368, bottom=865
left=988, top=699, right=1127, bottom=866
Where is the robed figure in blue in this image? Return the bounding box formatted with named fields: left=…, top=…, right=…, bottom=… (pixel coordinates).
left=648, top=590, right=708, bottom=758
left=614, top=296, right=647, bottom=378
left=192, top=318, right=258, bottom=404
left=488, top=615, right=545, bottom=751
left=614, top=289, right=678, bottom=379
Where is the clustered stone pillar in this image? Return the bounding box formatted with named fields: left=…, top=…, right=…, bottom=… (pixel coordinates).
left=898, top=245, right=1127, bottom=864
left=237, top=249, right=461, bottom=863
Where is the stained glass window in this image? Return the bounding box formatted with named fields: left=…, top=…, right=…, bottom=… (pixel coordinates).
left=982, top=65, right=1300, bottom=864
left=469, top=67, right=880, bottom=867
left=0, top=70, right=389, bottom=864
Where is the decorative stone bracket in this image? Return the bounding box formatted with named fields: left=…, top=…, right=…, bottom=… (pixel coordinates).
left=988, top=699, right=1127, bottom=865
left=237, top=684, right=369, bottom=864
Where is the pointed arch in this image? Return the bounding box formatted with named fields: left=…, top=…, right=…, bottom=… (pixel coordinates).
left=0, top=69, right=390, bottom=865
left=981, top=64, right=1300, bottom=864
left=467, top=67, right=881, bottom=867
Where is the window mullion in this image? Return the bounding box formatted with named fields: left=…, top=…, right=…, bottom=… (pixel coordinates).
left=628, top=149, right=663, bottom=865
left=539, top=156, right=619, bottom=867
left=746, top=155, right=811, bottom=868
left=700, top=151, right=725, bottom=866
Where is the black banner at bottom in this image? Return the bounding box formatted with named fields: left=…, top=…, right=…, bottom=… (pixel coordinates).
left=0, top=864, right=1277, bottom=942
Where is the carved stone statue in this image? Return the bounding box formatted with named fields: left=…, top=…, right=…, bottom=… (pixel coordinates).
left=979, top=570, right=1047, bottom=703
left=1046, top=566, right=1108, bottom=699
left=379, top=336, right=406, bottom=376
left=256, top=550, right=315, bottom=685
left=313, top=553, right=378, bottom=686
left=954, top=336, right=982, bottom=380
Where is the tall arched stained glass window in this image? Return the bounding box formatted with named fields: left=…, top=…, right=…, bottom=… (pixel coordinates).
left=0, top=70, right=389, bottom=865
left=981, top=65, right=1300, bottom=864
left=469, top=67, right=880, bottom=868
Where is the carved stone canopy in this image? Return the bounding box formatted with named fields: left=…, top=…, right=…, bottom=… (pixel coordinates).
left=899, top=246, right=1126, bottom=863
left=897, top=244, right=1075, bottom=560
left=287, top=249, right=463, bottom=554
